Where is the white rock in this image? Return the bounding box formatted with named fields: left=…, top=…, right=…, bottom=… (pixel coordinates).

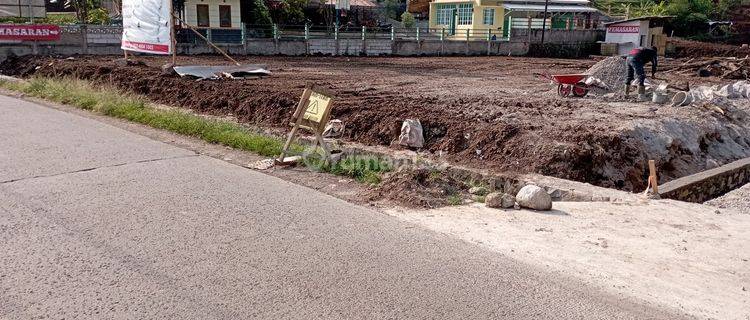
left=516, top=185, right=552, bottom=211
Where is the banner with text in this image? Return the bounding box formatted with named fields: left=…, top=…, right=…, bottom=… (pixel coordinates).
left=121, top=0, right=173, bottom=54
left=0, top=25, right=61, bottom=41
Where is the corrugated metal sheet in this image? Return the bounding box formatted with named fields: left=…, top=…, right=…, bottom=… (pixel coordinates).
left=173, top=65, right=271, bottom=79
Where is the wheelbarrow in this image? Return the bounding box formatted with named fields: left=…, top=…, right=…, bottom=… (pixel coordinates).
left=536, top=73, right=591, bottom=98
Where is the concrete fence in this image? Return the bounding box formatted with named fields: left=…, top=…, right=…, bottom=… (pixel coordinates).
left=1, top=24, right=602, bottom=60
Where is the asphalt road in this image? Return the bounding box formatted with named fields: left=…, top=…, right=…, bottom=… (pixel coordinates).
left=0, top=95, right=686, bottom=319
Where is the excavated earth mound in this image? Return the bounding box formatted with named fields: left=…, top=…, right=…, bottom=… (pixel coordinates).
left=3, top=55, right=750, bottom=193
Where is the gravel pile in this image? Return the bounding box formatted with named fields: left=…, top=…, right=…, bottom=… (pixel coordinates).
left=704, top=183, right=750, bottom=214
left=586, top=56, right=627, bottom=92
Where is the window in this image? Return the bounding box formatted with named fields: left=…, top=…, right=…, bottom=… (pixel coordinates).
left=196, top=4, right=209, bottom=27
left=457, top=3, right=473, bottom=25
left=435, top=4, right=455, bottom=26
left=483, top=8, right=494, bottom=25
left=219, top=5, right=232, bottom=28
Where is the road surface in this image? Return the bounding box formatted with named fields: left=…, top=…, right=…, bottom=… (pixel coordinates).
left=0, top=95, right=686, bottom=319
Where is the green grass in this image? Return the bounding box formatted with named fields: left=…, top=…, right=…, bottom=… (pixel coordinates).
left=0, top=77, right=393, bottom=184
left=304, top=153, right=392, bottom=185
left=446, top=194, right=463, bottom=206
left=1, top=77, right=285, bottom=157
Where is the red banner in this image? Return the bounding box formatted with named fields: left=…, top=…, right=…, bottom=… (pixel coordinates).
left=121, top=40, right=171, bottom=54
left=607, top=26, right=640, bottom=34
left=0, top=24, right=61, bottom=41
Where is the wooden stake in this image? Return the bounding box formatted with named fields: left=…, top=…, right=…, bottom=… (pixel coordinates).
left=646, top=159, right=659, bottom=195
left=277, top=85, right=314, bottom=163
left=172, top=14, right=240, bottom=66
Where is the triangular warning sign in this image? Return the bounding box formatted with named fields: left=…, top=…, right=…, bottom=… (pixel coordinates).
left=306, top=100, right=319, bottom=114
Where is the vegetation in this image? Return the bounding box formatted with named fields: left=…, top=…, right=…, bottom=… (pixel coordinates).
left=593, top=0, right=742, bottom=38
left=0, top=78, right=286, bottom=157
left=383, top=0, right=401, bottom=20
left=267, top=0, right=308, bottom=25
left=0, top=14, right=78, bottom=25
left=87, top=7, right=111, bottom=25
left=400, top=11, right=415, bottom=27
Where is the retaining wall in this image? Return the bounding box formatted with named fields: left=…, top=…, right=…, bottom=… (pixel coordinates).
left=660, top=157, right=750, bottom=203
left=1, top=25, right=603, bottom=59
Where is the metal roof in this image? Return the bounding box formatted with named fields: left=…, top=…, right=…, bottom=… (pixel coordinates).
left=502, top=0, right=590, bottom=4
left=502, top=3, right=598, bottom=12
left=603, top=16, right=674, bottom=25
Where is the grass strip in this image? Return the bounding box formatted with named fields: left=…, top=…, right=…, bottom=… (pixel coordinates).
left=1, top=77, right=285, bottom=157
left=1, top=77, right=393, bottom=184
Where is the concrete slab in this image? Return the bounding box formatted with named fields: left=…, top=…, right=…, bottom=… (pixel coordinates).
left=0, top=95, right=194, bottom=182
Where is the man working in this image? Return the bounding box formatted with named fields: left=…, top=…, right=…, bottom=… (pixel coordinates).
left=624, top=46, right=658, bottom=97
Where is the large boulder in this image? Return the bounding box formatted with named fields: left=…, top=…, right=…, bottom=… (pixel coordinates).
left=485, top=192, right=515, bottom=209
left=515, top=185, right=552, bottom=210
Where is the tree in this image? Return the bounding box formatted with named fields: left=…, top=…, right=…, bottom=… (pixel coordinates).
left=400, top=11, right=415, bottom=27
left=267, top=0, right=307, bottom=25
left=666, top=0, right=712, bottom=35
left=250, top=0, right=273, bottom=26
left=383, top=0, right=400, bottom=20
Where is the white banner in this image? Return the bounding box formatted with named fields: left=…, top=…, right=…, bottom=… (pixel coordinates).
left=121, top=0, right=173, bottom=54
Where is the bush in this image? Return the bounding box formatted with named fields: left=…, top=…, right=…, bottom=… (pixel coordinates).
left=400, top=11, right=415, bottom=28
left=87, top=7, right=110, bottom=25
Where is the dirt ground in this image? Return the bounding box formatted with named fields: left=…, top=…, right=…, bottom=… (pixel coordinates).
left=2, top=54, right=749, bottom=193
left=387, top=199, right=750, bottom=320
left=706, top=182, right=750, bottom=214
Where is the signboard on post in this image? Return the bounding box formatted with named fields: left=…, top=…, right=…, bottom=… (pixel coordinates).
left=0, top=24, right=61, bottom=41
left=277, top=84, right=335, bottom=164
left=607, top=25, right=640, bottom=33
left=121, top=0, right=173, bottom=54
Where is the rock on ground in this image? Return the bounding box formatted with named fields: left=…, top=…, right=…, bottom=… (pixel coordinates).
left=516, top=185, right=552, bottom=211
left=485, top=192, right=515, bottom=209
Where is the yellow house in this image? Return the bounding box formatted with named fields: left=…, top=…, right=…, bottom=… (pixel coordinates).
left=428, top=0, right=598, bottom=39
left=429, top=0, right=506, bottom=38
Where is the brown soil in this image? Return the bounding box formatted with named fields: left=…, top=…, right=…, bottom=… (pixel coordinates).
left=670, top=38, right=750, bottom=59
left=2, top=54, right=749, bottom=193
left=368, top=168, right=471, bottom=208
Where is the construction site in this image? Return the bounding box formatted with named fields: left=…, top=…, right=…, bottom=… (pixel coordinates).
left=2, top=41, right=749, bottom=202
left=0, top=25, right=750, bottom=319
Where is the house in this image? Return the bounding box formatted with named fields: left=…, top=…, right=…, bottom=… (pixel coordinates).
left=178, top=0, right=243, bottom=43
left=428, top=0, right=598, bottom=39
left=603, top=16, right=671, bottom=56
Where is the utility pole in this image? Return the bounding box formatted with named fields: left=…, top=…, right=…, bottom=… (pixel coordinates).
left=28, top=0, right=34, bottom=23
left=540, top=0, right=549, bottom=44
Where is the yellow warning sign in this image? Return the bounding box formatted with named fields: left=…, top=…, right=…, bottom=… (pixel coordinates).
left=303, top=91, right=332, bottom=123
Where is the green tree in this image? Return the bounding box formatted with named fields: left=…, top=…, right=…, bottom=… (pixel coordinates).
left=666, top=0, right=712, bottom=34
left=383, top=0, right=400, bottom=20
left=400, top=11, right=415, bottom=27
left=250, top=0, right=273, bottom=26
left=268, top=0, right=307, bottom=25
left=87, top=7, right=110, bottom=24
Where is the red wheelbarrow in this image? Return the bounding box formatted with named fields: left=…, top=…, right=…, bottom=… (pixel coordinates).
left=536, top=73, right=591, bottom=98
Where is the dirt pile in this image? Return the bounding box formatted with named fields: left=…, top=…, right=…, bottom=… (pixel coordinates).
left=367, top=168, right=470, bottom=208
left=665, top=57, right=749, bottom=80
left=586, top=56, right=627, bottom=91
left=3, top=55, right=750, bottom=193
left=670, top=38, right=750, bottom=59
